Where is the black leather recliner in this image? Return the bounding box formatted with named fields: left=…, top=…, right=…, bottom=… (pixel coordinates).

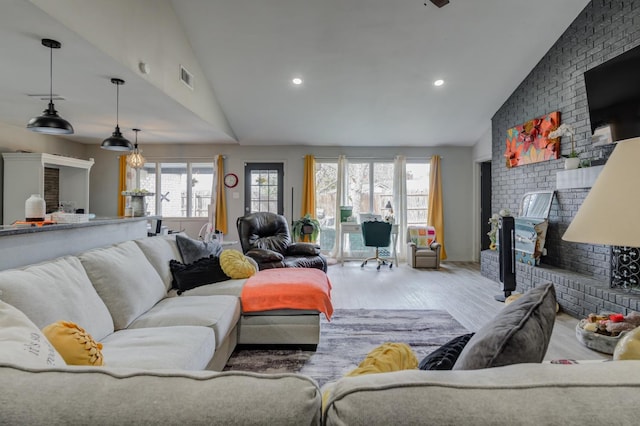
left=236, top=212, right=327, bottom=272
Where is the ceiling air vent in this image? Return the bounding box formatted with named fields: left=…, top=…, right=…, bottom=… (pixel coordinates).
left=180, top=65, right=194, bottom=90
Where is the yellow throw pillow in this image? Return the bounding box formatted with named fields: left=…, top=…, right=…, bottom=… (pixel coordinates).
left=220, top=249, right=258, bottom=279
left=323, top=342, right=418, bottom=410
left=42, top=321, right=104, bottom=366
left=346, top=342, right=418, bottom=377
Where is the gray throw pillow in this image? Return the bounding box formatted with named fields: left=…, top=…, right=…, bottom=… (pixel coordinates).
left=176, top=234, right=223, bottom=264
left=453, top=283, right=556, bottom=370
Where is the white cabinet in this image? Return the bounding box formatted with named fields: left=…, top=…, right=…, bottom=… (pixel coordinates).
left=2, top=153, right=94, bottom=225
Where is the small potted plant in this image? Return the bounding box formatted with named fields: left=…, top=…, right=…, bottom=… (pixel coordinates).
left=549, top=124, right=579, bottom=170
left=291, top=214, right=321, bottom=242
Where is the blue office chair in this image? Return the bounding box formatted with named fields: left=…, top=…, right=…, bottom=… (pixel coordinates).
left=361, top=220, right=393, bottom=270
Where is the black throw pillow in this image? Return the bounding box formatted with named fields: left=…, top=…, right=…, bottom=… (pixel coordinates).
left=176, top=234, right=223, bottom=264
left=169, top=256, right=230, bottom=295
left=418, top=333, right=475, bottom=370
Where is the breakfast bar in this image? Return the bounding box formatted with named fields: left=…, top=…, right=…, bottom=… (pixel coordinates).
left=0, top=216, right=158, bottom=270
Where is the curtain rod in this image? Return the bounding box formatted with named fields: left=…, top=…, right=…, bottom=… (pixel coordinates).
left=310, top=156, right=441, bottom=161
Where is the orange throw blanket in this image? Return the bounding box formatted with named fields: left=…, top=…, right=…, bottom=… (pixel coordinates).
left=241, top=268, right=333, bottom=319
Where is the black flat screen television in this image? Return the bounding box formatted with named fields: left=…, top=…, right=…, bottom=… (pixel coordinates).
left=584, top=43, right=640, bottom=143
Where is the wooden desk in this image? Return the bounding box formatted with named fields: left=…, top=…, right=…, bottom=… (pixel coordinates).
left=339, top=222, right=398, bottom=266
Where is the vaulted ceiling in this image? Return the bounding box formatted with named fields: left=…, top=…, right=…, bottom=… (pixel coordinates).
left=0, top=0, right=590, bottom=147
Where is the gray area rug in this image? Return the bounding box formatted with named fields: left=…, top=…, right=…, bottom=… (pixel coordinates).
left=224, top=309, right=468, bottom=387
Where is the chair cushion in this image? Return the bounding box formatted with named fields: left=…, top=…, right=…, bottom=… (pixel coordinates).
left=0, top=256, right=114, bottom=341
left=415, top=249, right=437, bottom=258
left=79, top=241, right=166, bottom=331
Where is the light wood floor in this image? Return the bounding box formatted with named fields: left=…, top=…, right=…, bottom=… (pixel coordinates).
left=326, top=260, right=610, bottom=361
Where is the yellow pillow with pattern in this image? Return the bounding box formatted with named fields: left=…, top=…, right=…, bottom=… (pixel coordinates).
left=220, top=249, right=258, bottom=279
left=42, top=321, right=104, bottom=366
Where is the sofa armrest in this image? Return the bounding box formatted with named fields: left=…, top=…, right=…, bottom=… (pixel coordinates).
left=0, top=364, right=321, bottom=425
left=246, top=248, right=285, bottom=263
left=287, top=243, right=321, bottom=256
left=430, top=242, right=441, bottom=252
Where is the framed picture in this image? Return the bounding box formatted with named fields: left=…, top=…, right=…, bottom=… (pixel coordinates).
left=504, top=111, right=560, bottom=168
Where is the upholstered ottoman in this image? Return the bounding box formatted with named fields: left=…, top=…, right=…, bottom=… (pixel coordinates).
left=238, top=268, right=333, bottom=348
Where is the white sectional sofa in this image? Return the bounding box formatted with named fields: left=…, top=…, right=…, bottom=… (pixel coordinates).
left=3, top=235, right=640, bottom=425
left=0, top=234, right=320, bottom=372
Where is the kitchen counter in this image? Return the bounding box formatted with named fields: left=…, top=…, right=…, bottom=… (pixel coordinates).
left=0, top=216, right=160, bottom=270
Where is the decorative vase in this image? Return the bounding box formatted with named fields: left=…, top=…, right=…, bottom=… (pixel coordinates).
left=25, top=194, right=46, bottom=222
left=564, top=157, right=580, bottom=170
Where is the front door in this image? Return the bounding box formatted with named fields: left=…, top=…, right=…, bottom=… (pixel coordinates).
left=243, top=162, right=284, bottom=215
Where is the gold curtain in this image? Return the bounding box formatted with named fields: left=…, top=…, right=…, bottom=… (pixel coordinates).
left=301, top=154, right=316, bottom=217
left=215, top=155, right=228, bottom=234
left=117, top=155, right=127, bottom=216
left=428, top=155, right=447, bottom=260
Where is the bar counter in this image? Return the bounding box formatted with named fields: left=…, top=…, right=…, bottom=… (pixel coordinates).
left=0, top=216, right=159, bottom=270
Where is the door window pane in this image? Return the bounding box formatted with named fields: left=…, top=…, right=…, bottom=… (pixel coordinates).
left=249, top=168, right=281, bottom=214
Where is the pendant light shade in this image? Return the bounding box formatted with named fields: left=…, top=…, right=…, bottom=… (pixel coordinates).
left=126, top=128, right=146, bottom=169
left=26, top=39, right=74, bottom=134
left=101, top=78, right=133, bottom=151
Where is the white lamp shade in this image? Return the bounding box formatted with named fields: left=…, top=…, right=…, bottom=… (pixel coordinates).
left=562, top=136, right=640, bottom=246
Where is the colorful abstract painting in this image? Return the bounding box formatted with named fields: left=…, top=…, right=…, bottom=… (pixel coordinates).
left=504, top=111, right=560, bottom=168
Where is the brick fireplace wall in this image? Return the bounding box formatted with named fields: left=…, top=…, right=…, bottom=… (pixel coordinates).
left=490, top=0, right=640, bottom=281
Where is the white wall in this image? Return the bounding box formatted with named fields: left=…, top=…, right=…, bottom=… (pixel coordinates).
left=473, top=126, right=492, bottom=162
left=87, top=143, right=476, bottom=261
left=31, top=0, right=234, bottom=139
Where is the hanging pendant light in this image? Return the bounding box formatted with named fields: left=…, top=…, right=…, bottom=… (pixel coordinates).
left=26, top=39, right=74, bottom=134
left=126, top=128, right=146, bottom=169
left=101, top=78, right=133, bottom=151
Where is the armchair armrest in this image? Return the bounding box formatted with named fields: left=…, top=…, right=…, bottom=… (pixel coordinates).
left=430, top=242, right=441, bottom=253
left=287, top=242, right=321, bottom=256
left=407, top=242, right=417, bottom=255
left=245, top=248, right=285, bottom=263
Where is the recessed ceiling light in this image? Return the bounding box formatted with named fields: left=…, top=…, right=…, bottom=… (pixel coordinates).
left=292, top=77, right=303, bottom=85
left=434, top=79, right=445, bottom=87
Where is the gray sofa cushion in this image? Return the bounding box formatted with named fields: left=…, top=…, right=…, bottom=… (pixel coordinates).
left=134, top=235, right=182, bottom=291
left=176, top=234, right=223, bottom=264
left=0, top=256, right=114, bottom=341
left=453, top=283, right=557, bottom=370
left=79, top=241, right=166, bottom=330
left=128, top=295, right=241, bottom=348
left=100, top=325, right=215, bottom=370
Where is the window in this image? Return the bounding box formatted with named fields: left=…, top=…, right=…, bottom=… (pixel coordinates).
left=134, top=160, right=214, bottom=218
left=347, top=161, right=394, bottom=219
left=315, top=161, right=338, bottom=252
left=406, top=162, right=430, bottom=225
